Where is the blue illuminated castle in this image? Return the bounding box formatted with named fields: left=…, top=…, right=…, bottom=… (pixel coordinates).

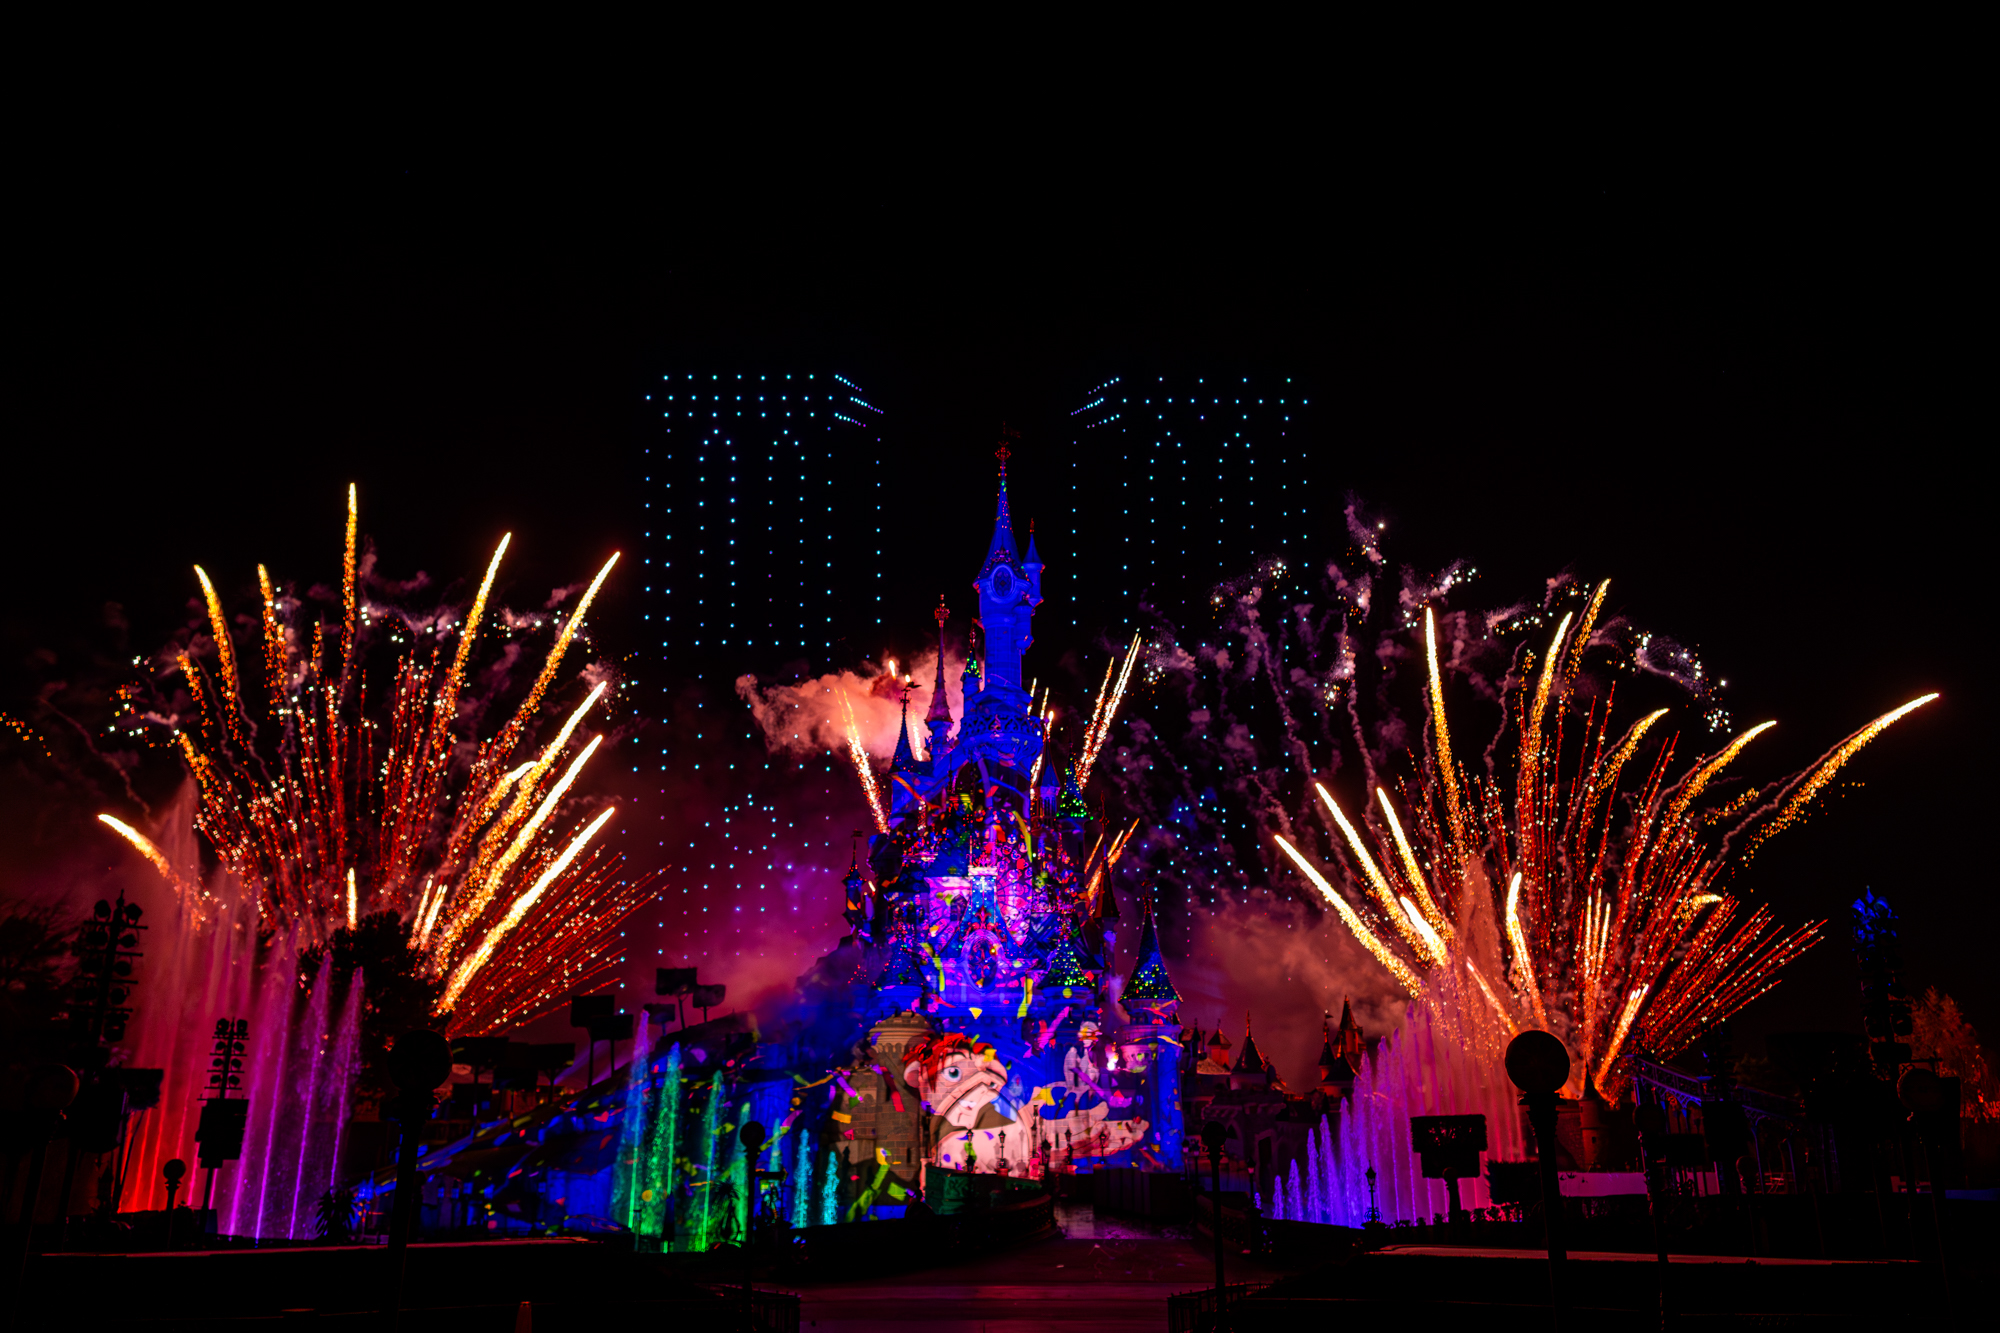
left=814, top=449, right=1186, bottom=1198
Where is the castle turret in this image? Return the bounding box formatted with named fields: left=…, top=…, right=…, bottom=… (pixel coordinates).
left=970, top=444, right=1040, bottom=704
left=1316, top=1011, right=1357, bottom=1096
left=1230, top=1011, right=1273, bottom=1091
left=889, top=679, right=926, bottom=814
left=1334, top=996, right=1365, bottom=1072
left=924, top=597, right=954, bottom=760
left=1120, top=898, right=1182, bottom=1024
left=1204, top=1027, right=1232, bottom=1071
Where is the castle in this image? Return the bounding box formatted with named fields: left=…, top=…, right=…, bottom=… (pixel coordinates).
left=802, top=451, right=1188, bottom=1212
left=797, top=454, right=1393, bottom=1216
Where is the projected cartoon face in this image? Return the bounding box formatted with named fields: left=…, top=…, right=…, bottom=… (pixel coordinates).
left=904, top=1033, right=1008, bottom=1129
left=905, top=1029, right=1154, bottom=1174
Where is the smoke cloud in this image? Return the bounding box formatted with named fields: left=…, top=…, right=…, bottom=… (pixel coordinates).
left=736, top=649, right=965, bottom=762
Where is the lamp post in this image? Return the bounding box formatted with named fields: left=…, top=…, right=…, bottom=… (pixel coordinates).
left=160, top=1158, right=185, bottom=1251
left=1506, top=1030, right=1570, bottom=1329
left=1199, top=1119, right=1231, bottom=1332
left=383, top=1029, right=450, bottom=1330
left=738, top=1121, right=767, bottom=1330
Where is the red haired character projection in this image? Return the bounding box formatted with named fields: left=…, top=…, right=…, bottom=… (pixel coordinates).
left=904, top=1031, right=1147, bottom=1174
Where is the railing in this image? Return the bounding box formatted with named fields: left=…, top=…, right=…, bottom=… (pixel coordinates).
left=1167, top=1282, right=1272, bottom=1333
left=1626, top=1056, right=1804, bottom=1129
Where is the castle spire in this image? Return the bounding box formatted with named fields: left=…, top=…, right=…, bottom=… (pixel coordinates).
left=925, top=597, right=953, bottom=732
left=1237, top=1010, right=1266, bottom=1073
left=892, top=679, right=918, bottom=771
left=1120, top=895, right=1181, bottom=1023
left=968, top=438, right=1041, bottom=704
left=977, top=439, right=1019, bottom=580
left=1335, top=995, right=1365, bottom=1071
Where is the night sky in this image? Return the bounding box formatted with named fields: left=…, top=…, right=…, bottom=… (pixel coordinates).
left=8, top=136, right=1985, bottom=1076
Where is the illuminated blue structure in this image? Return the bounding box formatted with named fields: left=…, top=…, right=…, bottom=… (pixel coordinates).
left=814, top=452, right=1185, bottom=1192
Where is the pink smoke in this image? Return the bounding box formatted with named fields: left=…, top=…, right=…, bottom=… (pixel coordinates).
left=736, top=649, right=965, bottom=763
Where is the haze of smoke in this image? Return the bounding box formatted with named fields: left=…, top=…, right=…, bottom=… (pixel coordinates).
left=736, top=650, right=964, bottom=762
left=1165, top=902, right=1408, bottom=1088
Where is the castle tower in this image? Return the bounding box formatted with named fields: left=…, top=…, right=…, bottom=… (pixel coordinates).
left=1317, top=1011, right=1357, bottom=1096
left=924, top=597, right=954, bottom=760
left=806, top=444, right=1180, bottom=1174
left=1334, top=996, right=1365, bottom=1072
left=1230, top=1011, right=1273, bottom=1091
left=971, top=443, right=1041, bottom=702
left=1120, top=899, right=1182, bottom=1025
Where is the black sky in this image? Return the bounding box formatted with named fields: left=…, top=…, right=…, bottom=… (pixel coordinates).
left=8, top=120, right=1987, bottom=1047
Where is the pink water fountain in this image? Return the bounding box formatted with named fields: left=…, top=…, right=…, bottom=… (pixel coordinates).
left=1265, top=967, right=1524, bottom=1226
left=119, top=794, right=364, bottom=1237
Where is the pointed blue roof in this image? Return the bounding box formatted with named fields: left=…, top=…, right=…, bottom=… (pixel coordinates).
left=1123, top=902, right=1181, bottom=1006
left=891, top=691, right=919, bottom=770
left=1042, top=922, right=1095, bottom=989
left=977, top=448, right=1020, bottom=579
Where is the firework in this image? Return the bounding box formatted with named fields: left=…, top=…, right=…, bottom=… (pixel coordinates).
left=1739, top=693, right=1940, bottom=857
left=96, top=814, right=189, bottom=901
left=1077, top=632, right=1142, bottom=788
left=257, top=564, right=285, bottom=718
left=193, top=565, right=244, bottom=746
left=1273, top=835, right=1423, bottom=993
left=1280, top=606, right=1935, bottom=1097
left=840, top=689, right=889, bottom=834
left=109, top=489, right=654, bottom=1036
left=442, top=805, right=618, bottom=1012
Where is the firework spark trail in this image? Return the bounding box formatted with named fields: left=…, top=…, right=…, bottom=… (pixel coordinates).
left=1078, top=633, right=1142, bottom=788
left=442, top=805, right=617, bottom=1011
left=1273, top=600, right=1926, bottom=1097
left=1274, top=836, right=1422, bottom=993
left=1564, top=579, right=1610, bottom=685
left=410, top=878, right=435, bottom=939
left=1503, top=872, right=1550, bottom=1031
left=1377, top=789, right=1450, bottom=941
left=1736, top=693, right=1940, bottom=857
left=438, top=535, right=510, bottom=732
left=1314, top=783, right=1432, bottom=958
left=1465, top=962, right=1518, bottom=1036
left=339, top=484, right=358, bottom=692
left=1027, top=705, right=1053, bottom=798
left=434, top=684, right=607, bottom=954
left=110, top=488, right=646, bottom=1038
left=478, top=551, right=620, bottom=780
left=1661, top=720, right=1776, bottom=833
left=1398, top=896, right=1449, bottom=968
left=840, top=690, right=889, bottom=834
left=417, top=878, right=449, bottom=949
left=1595, top=985, right=1650, bottom=1090
left=441, top=732, right=604, bottom=953
left=1423, top=609, right=1470, bottom=872
left=193, top=565, right=245, bottom=745
left=1078, top=658, right=1114, bottom=772
left=257, top=565, right=286, bottom=718
left=1524, top=612, right=1574, bottom=774
left=97, top=814, right=190, bottom=902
